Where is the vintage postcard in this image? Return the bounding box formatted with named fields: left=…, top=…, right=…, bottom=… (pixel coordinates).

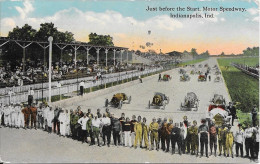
left=0, top=0, right=259, bottom=163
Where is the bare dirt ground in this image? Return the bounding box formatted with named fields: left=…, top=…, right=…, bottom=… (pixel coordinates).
left=0, top=58, right=256, bottom=163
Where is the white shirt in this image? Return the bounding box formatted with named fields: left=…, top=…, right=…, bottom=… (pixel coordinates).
left=101, top=117, right=111, bottom=126
left=28, top=90, right=34, bottom=95
left=235, top=129, right=244, bottom=143
left=92, top=118, right=101, bottom=128
left=245, top=127, right=254, bottom=138
left=79, top=81, right=85, bottom=87
left=78, top=117, right=89, bottom=130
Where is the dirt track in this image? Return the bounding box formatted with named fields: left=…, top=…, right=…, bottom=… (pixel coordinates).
left=0, top=58, right=255, bottom=163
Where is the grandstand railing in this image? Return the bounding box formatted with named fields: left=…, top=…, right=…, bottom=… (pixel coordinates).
left=0, top=68, right=162, bottom=104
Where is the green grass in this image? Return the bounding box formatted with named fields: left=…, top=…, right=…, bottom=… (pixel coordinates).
left=177, top=58, right=208, bottom=66
left=225, top=57, right=259, bottom=66
left=217, top=57, right=259, bottom=125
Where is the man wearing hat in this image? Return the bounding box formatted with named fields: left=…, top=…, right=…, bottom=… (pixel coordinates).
left=30, top=103, right=37, bottom=129
left=134, top=116, right=142, bottom=149
left=79, top=80, right=85, bottom=96
left=17, top=103, right=24, bottom=129
left=22, top=104, right=31, bottom=129
left=142, top=117, right=149, bottom=150
left=77, top=113, right=89, bottom=143
left=70, top=110, right=79, bottom=139
left=251, top=105, right=258, bottom=127
left=37, top=104, right=44, bottom=129
left=130, top=115, right=137, bottom=147
left=149, top=117, right=159, bottom=151
left=244, top=123, right=254, bottom=159
left=157, top=118, right=163, bottom=150
left=101, top=113, right=111, bottom=147
left=183, top=116, right=190, bottom=154
left=226, top=125, right=234, bottom=158
left=209, top=120, right=217, bottom=157
left=91, top=114, right=102, bottom=146
left=227, top=102, right=236, bottom=126
left=13, top=103, right=21, bottom=128
left=218, top=123, right=227, bottom=156
left=171, top=122, right=181, bottom=155
left=234, top=123, right=244, bottom=157
left=189, top=120, right=199, bottom=156
left=198, top=118, right=209, bottom=158
left=161, top=118, right=168, bottom=151
left=166, top=118, right=174, bottom=153
left=28, top=87, right=34, bottom=106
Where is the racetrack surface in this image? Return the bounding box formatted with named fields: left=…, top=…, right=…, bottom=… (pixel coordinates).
left=0, top=58, right=255, bottom=163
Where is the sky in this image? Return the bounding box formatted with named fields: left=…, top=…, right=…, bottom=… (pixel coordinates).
left=0, top=0, right=259, bottom=55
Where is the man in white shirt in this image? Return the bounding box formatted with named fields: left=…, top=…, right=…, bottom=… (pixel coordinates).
left=101, top=113, right=111, bottom=147
left=235, top=123, right=244, bottom=157
left=244, top=123, right=254, bottom=159
left=28, top=87, right=34, bottom=106
left=17, top=104, right=24, bottom=129
left=47, top=107, right=54, bottom=133
left=12, top=103, right=20, bottom=128
left=77, top=113, right=89, bottom=143
left=79, top=80, right=85, bottom=96
left=4, top=105, right=11, bottom=127
left=91, top=115, right=101, bottom=146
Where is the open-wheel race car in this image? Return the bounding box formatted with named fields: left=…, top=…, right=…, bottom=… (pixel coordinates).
left=206, top=94, right=230, bottom=127
left=179, top=68, right=186, bottom=74
left=105, top=93, right=131, bottom=109
left=214, top=76, right=222, bottom=82
left=148, top=92, right=169, bottom=110
left=198, top=75, right=206, bottom=82
left=162, top=74, right=171, bottom=81
left=180, top=74, right=190, bottom=81
left=208, top=94, right=226, bottom=111
left=180, top=92, right=199, bottom=111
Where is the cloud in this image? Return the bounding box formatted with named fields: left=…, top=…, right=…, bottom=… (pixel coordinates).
left=15, top=0, right=34, bottom=19
left=252, top=16, right=259, bottom=22
left=247, top=7, right=259, bottom=15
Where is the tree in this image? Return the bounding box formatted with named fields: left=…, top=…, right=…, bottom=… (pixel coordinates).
left=220, top=52, right=225, bottom=56
left=190, top=48, right=198, bottom=58
left=88, top=33, right=114, bottom=46
left=8, top=24, right=36, bottom=40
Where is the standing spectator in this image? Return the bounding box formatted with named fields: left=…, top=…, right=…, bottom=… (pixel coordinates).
left=183, top=116, right=190, bottom=154
left=157, top=118, right=163, bottom=150
left=171, top=123, right=181, bottom=155
left=180, top=122, right=187, bottom=155
left=226, top=125, right=234, bottom=158
left=161, top=118, right=168, bottom=151
left=253, top=125, right=259, bottom=160
left=17, top=104, right=24, bottom=129
left=119, top=113, right=125, bottom=146
left=130, top=115, right=137, bottom=147
left=112, top=116, right=122, bottom=147
left=37, top=104, right=44, bottom=129
left=189, top=120, right=199, bottom=156
left=65, top=109, right=70, bottom=137
left=12, top=103, right=20, bottom=128
left=43, top=105, right=49, bottom=131
left=77, top=113, right=89, bottom=143
left=91, top=115, right=101, bottom=147
left=251, top=105, right=258, bottom=127
left=198, top=119, right=209, bottom=158
left=79, top=80, right=85, bottom=96
left=9, top=103, right=15, bottom=128
left=209, top=121, right=217, bottom=157
left=87, top=115, right=94, bottom=145
left=235, top=123, right=244, bottom=157
left=30, top=103, right=37, bottom=130
left=149, top=117, right=159, bottom=151
left=28, top=87, right=34, bottom=106
left=22, top=105, right=30, bottom=129
left=158, top=73, right=161, bottom=82
left=123, top=117, right=132, bottom=147
left=208, top=75, right=211, bottom=81
left=96, top=109, right=102, bottom=118
left=134, top=116, right=142, bottom=149
left=47, top=107, right=54, bottom=133
left=218, top=124, right=227, bottom=156
left=244, top=123, right=254, bottom=159
left=227, top=102, right=236, bottom=126
left=101, top=113, right=111, bottom=147
left=53, top=107, right=61, bottom=134
left=70, top=110, right=79, bottom=140
left=142, top=117, right=149, bottom=150
left=8, top=89, right=15, bottom=105
left=166, top=118, right=174, bottom=153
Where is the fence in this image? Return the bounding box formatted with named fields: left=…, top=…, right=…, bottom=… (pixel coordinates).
left=0, top=67, right=162, bottom=105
